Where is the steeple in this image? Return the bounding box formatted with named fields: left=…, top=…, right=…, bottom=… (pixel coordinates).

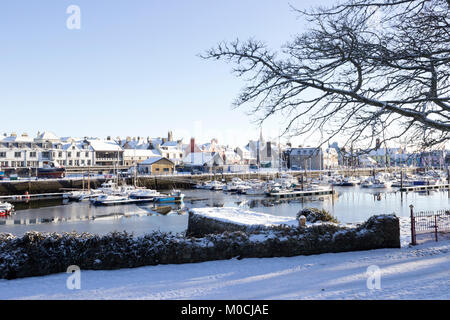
left=259, top=127, right=264, bottom=145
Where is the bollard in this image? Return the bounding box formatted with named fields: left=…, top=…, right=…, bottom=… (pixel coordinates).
left=298, top=215, right=306, bottom=228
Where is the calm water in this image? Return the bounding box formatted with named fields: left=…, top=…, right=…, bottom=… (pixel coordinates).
left=1, top=187, right=449, bottom=236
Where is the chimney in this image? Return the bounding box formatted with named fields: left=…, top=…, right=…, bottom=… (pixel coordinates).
left=190, top=138, right=195, bottom=153
left=168, top=131, right=173, bottom=142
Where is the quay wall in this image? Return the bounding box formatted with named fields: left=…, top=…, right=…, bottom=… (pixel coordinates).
left=0, top=167, right=420, bottom=196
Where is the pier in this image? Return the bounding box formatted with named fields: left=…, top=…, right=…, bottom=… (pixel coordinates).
left=399, top=184, right=450, bottom=192
left=268, top=189, right=336, bottom=199
left=0, top=193, right=66, bottom=203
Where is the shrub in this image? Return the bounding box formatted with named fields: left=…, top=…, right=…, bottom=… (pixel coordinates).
left=296, top=208, right=339, bottom=223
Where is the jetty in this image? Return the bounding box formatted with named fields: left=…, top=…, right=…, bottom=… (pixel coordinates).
left=0, top=192, right=66, bottom=203
left=268, top=188, right=336, bottom=199
left=399, top=184, right=450, bottom=192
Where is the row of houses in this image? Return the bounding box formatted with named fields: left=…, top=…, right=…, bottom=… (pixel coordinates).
left=0, top=131, right=284, bottom=172
left=1, top=131, right=448, bottom=173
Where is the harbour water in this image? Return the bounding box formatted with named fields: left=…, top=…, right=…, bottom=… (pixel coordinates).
left=1, top=187, right=449, bottom=236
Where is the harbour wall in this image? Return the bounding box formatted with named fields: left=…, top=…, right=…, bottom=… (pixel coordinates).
left=0, top=167, right=421, bottom=196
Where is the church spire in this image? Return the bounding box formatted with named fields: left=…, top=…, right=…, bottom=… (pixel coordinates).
left=259, top=127, right=264, bottom=145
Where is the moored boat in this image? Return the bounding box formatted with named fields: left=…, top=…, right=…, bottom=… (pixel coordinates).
left=155, top=190, right=185, bottom=203
left=0, top=202, right=14, bottom=216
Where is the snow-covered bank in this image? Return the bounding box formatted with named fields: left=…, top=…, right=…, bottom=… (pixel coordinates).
left=1, top=238, right=448, bottom=300
left=190, top=207, right=299, bottom=228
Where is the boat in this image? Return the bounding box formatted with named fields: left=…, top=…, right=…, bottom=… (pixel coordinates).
left=129, top=189, right=161, bottom=200
left=340, top=177, right=359, bottom=186
left=236, top=185, right=252, bottom=194
left=207, top=181, right=225, bottom=191
left=155, top=190, right=185, bottom=203
left=91, top=194, right=133, bottom=206
left=360, top=178, right=373, bottom=188
left=0, top=202, right=14, bottom=216
left=37, top=161, right=65, bottom=179
left=370, top=179, right=392, bottom=188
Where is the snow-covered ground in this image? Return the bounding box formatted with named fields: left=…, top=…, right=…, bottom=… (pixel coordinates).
left=191, top=207, right=299, bottom=227
left=1, top=218, right=449, bottom=300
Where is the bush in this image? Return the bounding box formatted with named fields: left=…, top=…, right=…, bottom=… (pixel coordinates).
left=296, top=208, right=339, bottom=223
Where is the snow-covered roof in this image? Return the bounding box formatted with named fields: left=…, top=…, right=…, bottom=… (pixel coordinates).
left=161, top=141, right=180, bottom=148
left=88, top=140, right=122, bottom=151
left=35, top=131, right=60, bottom=142
left=124, top=149, right=161, bottom=157
left=183, top=152, right=223, bottom=166
left=138, top=157, right=173, bottom=165
left=0, top=134, right=34, bottom=143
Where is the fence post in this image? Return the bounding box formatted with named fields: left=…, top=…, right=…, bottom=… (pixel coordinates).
left=434, top=214, right=438, bottom=242
left=410, top=204, right=416, bottom=245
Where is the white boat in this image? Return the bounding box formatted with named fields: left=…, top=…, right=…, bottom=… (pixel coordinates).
left=236, top=185, right=252, bottom=194
left=0, top=202, right=14, bottom=216
left=370, top=179, right=392, bottom=188
left=92, top=194, right=131, bottom=206
left=360, top=181, right=373, bottom=188
left=129, top=189, right=161, bottom=200
left=207, top=181, right=225, bottom=191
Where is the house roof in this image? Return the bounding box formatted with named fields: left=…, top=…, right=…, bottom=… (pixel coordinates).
left=183, top=152, right=223, bottom=166
left=88, top=140, right=123, bottom=151
left=139, top=157, right=173, bottom=165
left=36, top=131, right=60, bottom=141
left=124, top=149, right=161, bottom=157
left=0, top=134, right=34, bottom=143
left=161, top=141, right=180, bottom=148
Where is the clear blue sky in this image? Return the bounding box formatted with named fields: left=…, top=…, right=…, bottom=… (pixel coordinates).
left=0, top=0, right=335, bottom=146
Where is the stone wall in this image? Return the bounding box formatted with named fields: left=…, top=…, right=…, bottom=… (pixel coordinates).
left=0, top=214, right=400, bottom=280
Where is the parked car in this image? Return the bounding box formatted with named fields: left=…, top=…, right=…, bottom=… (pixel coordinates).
left=191, top=169, right=203, bottom=175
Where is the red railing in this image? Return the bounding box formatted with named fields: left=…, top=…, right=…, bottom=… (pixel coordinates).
left=410, top=205, right=450, bottom=245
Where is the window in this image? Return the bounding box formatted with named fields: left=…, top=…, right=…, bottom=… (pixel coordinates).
left=58, top=152, right=63, bottom=158
left=85, top=152, right=89, bottom=157
left=69, top=160, right=73, bottom=166
left=14, top=152, right=21, bottom=158
left=163, top=168, right=169, bottom=172
left=68, top=152, right=72, bottom=158
left=41, top=151, right=51, bottom=159
left=29, top=152, right=37, bottom=158
left=0, top=152, right=6, bottom=158
left=77, top=152, right=80, bottom=158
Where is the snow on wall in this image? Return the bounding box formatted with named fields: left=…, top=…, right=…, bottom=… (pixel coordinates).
left=0, top=214, right=400, bottom=280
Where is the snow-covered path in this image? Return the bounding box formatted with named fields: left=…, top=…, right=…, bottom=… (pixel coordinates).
left=1, top=238, right=449, bottom=300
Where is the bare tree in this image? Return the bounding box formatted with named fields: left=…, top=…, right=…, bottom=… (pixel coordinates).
left=202, top=0, right=449, bottom=151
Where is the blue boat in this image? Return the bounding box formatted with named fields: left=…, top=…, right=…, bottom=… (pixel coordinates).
left=155, top=190, right=185, bottom=203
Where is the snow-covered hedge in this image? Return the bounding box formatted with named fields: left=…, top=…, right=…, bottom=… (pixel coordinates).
left=0, top=215, right=400, bottom=280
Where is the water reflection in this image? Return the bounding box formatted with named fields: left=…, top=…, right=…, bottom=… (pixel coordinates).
left=0, top=187, right=449, bottom=236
